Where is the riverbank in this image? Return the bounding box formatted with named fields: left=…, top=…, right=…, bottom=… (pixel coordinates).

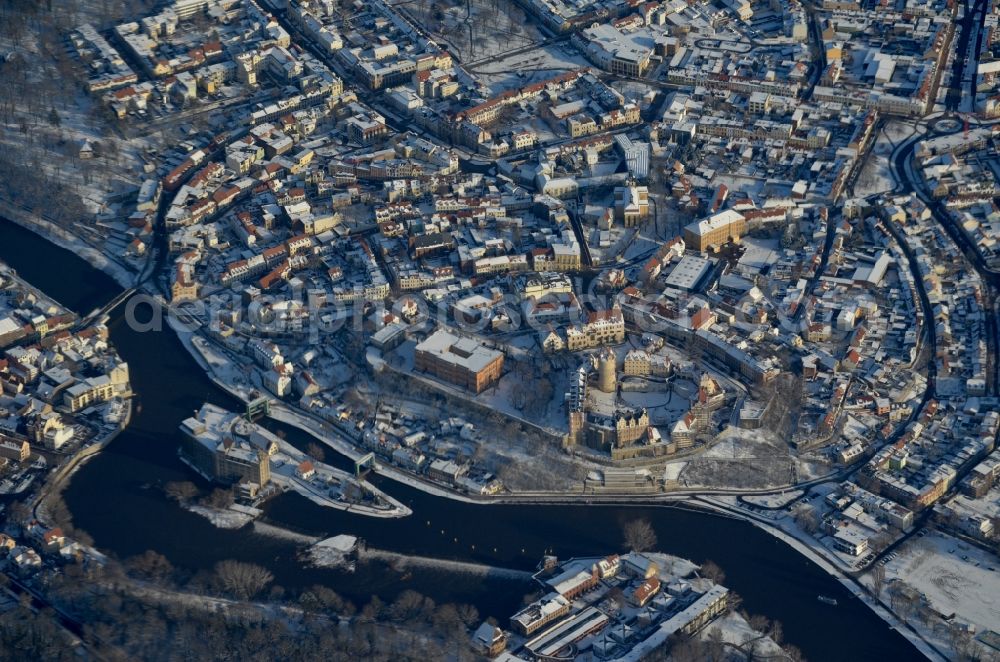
left=33, top=398, right=134, bottom=527
left=0, top=218, right=138, bottom=530
left=688, top=495, right=949, bottom=662
left=0, top=202, right=139, bottom=291
left=168, top=310, right=477, bottom=502
left=166, top=316, right=412, bottom=520
left=0, top=215, right=928, bottom=661
left=174, top=300, right=949, bottom=657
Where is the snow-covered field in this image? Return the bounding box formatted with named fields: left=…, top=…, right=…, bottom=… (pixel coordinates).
left=881, top=530, right=1000, bottom=634
left=852, top=119, right=918, bottom=199
left=643, top=552, right=698, bottom=578
left=700, top=428, right=778, bottom=460
left=473, top=43, right=591, bottom=95
left=697, top=611, right=786, bottom=658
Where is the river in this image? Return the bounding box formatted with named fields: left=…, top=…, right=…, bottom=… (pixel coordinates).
left=0, top=218, right=923, bottom=661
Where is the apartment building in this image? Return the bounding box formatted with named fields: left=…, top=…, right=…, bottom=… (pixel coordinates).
left=63, top=376, right=115, bottom=412
left=0, top=438, right=30, bottom=462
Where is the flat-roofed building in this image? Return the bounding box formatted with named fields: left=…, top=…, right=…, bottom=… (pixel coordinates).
left=414, top=329, right=504, bottom=393
left=510, top=592, right=570, bottom=636
left=545, top=560, right=600, bottom=599
left=664, top=255, right=713, bottom=291
left=180, top=407, right=272, bottom=486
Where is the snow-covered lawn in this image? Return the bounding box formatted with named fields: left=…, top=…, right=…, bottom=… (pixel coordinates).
left=854, top=149, right=895, bottom=197
left=644, top=552, right=698, bottom=578
left=700, top=428, right=781, bottom=460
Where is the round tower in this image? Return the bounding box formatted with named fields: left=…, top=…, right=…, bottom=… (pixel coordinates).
left=597, top=348, right=617, bottom=393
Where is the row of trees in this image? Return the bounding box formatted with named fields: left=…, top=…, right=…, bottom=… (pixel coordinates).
left=28, top=552, right=489, bottom=661
left=121, top=550, right=485, bottom=632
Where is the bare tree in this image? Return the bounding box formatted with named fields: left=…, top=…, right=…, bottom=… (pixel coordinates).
left=164, top=481, right=199, bottom=503
left=431, top=603, right=463, bottom=633
left=870, top=563, right=886, bottom=602
left=7, top=500, right=31, bottom=528
left=126, top=550, right=174, bottom=583
left=748, top=613, right=770, bottom=632
left=361, top=595, right=386, bottom=622
left=793, top=505, right=820, bottom=535
left=622, top=518, right=657, bottom=552
left=887, top=584, right=917, bottom=624
left=203, top=487, right=234, bottom=509
left=509, top=383, right=528, bottom=410
left=212, top=560, right=274, bottom=601
left=389, top=589, right=433, bottom=623
left=700, top=560, right=726, bottom=584
left=299, top=584, right=352, bottom=616
left=769, top=619, right=784, bottom=645
left=306, top=442, right=326, bottom=463
left=871, top=531, right=894, bottom=554
left=948, top=625, right=977, bottom=662
left=454, top=603, right=479, bottom=628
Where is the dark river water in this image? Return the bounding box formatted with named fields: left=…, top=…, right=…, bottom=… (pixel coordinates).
left=0, top=218, right=923, bottom=661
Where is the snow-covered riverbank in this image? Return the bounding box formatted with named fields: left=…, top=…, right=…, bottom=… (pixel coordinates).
left=168, top=317, right=411, bottom=519
left=690, top=496, right=950, bottom=662
left=1, top=203, right=138, bottom=290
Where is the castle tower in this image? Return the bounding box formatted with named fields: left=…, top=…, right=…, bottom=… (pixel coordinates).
left=598, top=348, right=617, bottom=393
